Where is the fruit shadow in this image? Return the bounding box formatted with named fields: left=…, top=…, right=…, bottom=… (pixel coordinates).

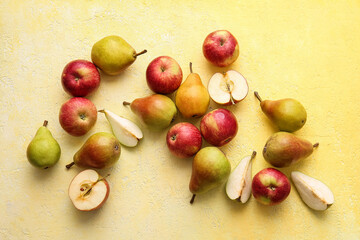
left=221, top=186, right=249, bottom=214
left=28, top=162, right=60, bottom=181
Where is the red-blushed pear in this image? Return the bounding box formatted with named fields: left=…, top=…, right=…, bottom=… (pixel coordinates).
left=61, top=59, right=100, bottom=97
left=146, top=56, right=183, bottom=94
left=252, top=168, right=291, bottom=206
left=200, top=108, right=238, bottom=147
left=66, top=132, right=121, bottom=169
left=202, top=30, right=239, bottom=67
left=59, top=97, right=97, bottom=137
left=68, top=169, right=110, bottom=211
left=208, top=70, right=248, bottom=105
left=189, top=147, right=231, bottom=204
left=166, top=122, right=202, bottom=158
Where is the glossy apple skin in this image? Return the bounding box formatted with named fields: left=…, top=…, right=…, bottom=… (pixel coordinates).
left=59, top=97, right=97, bottom=136
left=146, top=56, right=183, bottom=94
left=200, top=108, right=238, bottom=146
left=202, top=30, right=239, bottom=67
left=166, top=122, right=202, bottom=158
left=252, top=168, right=291, bottom=206
left=61, top=60, right=101, bottom=97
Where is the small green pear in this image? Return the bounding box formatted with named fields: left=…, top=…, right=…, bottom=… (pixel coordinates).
left=91, top=35, right=147, bottom=76
left=123, top=94, right=177, bottom=130
left=263, top=132, right=319, bottom=168
left=175, top=62, right=210, bottom=118
left=254, top=91, right=307, bottom=132
left=189, top=147, right=231, bottom=204
left=27, top=120, right=61, bottom=169
left=66, top=132, right=121, bottom=169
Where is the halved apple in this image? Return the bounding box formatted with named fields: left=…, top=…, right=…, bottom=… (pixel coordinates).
left=226, top=151, right=256, bottom=203
left=208, top=70, right=248, bottom=105
left=291, top=171, right=334, bottom=211
left=68, top=169, right=110, bottom=211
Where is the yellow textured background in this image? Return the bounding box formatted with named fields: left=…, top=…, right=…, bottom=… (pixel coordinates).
left=1, top=0, right=360, bottom=239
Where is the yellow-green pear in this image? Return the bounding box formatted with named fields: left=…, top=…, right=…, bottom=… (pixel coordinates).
left=254, top=91, right=307, bottom=132
left=27, top=120, right=61, bottom=169
left=91, top=35, right=147, bottom=76
left=175, top=63, right=210, bottom=118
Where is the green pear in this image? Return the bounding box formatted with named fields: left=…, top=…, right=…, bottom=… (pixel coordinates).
left=254, top=91, right=307, bottom=132
left=91, top=35, right=147, bottom=76
left=189, top=147, right=231, bottom=204
left=123, top=94, right=177, bottom=130
left=66, top=132, right=121, bottom=169
left=175, top=62, right=210, bottom=118
left=263, top=132, right=319, bottom=168
left=27, top=120, right=61, bottom=169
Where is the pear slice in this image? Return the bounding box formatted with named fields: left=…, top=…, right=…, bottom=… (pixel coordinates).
left=208, top=70, right=248, bottom=105
left=99, top=109, right=143, bottom=147
left=291, top=171, right=334, bottom=211
left=226, top=151, right=256, bottom=203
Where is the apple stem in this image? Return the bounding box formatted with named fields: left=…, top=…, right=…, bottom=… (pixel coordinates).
left=190, top=194, right=196, bottom=204
left=98, top=109, right=105, bottom=113
left=313, top=143, right=319, bottom=148
left=189, top=62, right=193, bottom=73
left=43, top=120, right=48, bottom=127
left=66, top=162, right=75, bottom=169
left=134, top=49, right=147, bottom=57
left=123, top=101, right=131, bottom=106
left=254, top=91, right=262, bottom=102
left=82, top=174, right=111, bottom=197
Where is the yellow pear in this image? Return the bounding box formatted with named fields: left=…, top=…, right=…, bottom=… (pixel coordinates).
left=175, top=63, right=210, bottom=118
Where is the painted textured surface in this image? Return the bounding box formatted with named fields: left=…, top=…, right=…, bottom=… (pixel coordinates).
left=1, top=0, right=360, bottom=239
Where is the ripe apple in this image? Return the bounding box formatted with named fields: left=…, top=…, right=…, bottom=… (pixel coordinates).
left=59, top=97, right=97, bottom=136
left=61, top=59, right=101, bottom=97
left=208, top=70, right=248, bottom=105
left=146, top=56, right=183, bottom=94
left=68, top=169, right=110, bottom=211
left=166, top=122, right=202, bottom=158
left=252, top=168, right=291, bottom=206
left=200, top=108, right=238, bottom=146
left=202, top=30, right=239, bottom=67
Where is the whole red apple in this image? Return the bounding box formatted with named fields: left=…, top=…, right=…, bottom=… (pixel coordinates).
left=252, top=168, right=291, bottom=206
left=200, top=108, right=238, bottom=146
left=61, top=59, right=101, bottom=97
left=59, top=97, right=97, bottom=136
left=166, top=122, right=202, bottom=158
left=202, top=30, right=239, bottom=67
left=146, top=56, right=183, bottom=94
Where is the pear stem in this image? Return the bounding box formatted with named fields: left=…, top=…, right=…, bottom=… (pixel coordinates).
left=251, top=150, right=257, bottom=159
left=190, top=194, right=196, bottom=204
left=134, top=49, right=147, bottom=57
left=313, top=143, right=319, bottom=148
left=254, top=91, right=262, bottom=102
left=189, top=62, right=193, bottom=73
left=66, top=162, right=75, bottom=169
left=123, top=101, right=131, bottom=106
left=98, top=109, right=105, bottom=113
left=43, top=120, right=48, bottom=127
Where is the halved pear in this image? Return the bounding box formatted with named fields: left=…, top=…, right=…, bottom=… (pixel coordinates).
left=226, top=151, right=256, bottom=203
left=99, top=109, right=143, bottom=147
left=291, top=171, right=334, bottom=211
left=208, top=70, right=248, bottom=105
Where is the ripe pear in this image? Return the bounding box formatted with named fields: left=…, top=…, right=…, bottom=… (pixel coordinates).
left=189, top=147, right=231, bottom=204
left=175, top=62, right=210, bottom=118
left=66, top=132, right=121, bottom=169
left=254, top=91, right=307, bottom=132
left=91, top=35, right=147, bottom=76
left=27, top=120, right=61, bottom=169
left=263, top=132, right=319, bottom=168
left=123, top=94, right=177, bottom=130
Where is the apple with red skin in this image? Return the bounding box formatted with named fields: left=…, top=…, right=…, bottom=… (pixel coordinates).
left=59, top=97, right=97, bottom=136
left=252, top=168, right=291, bottom=206
left=166, top=122, right=202, bottom=158
left=200, top=108, right=238, bottom=147
left=202, top=30, right=239, bottom=67
left=146, top=56, right=183, bottom=94
left=61, top=60, right=101, bottom=97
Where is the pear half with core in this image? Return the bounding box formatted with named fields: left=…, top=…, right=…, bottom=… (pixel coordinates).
left=291, top=171, right=334, bottom=211
left=27, top=120, right=61, bottom=169
left=91, top=35, right=147, bottom=76
left=99, top=109, right=143, bottom=147
left=226, top=151, right=256, bottom=203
